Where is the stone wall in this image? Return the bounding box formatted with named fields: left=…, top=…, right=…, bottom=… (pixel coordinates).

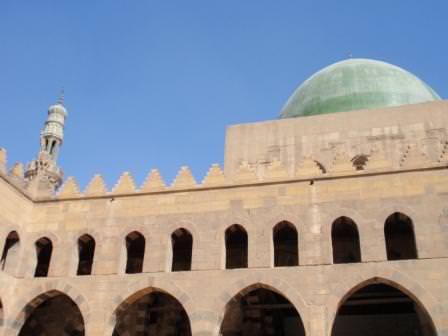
left=0, top=101, right=447, bottom=335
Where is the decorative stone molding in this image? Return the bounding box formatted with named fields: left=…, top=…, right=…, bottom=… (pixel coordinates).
left=438, top=141, right=448, bottom=163
left=365, top=147, right=392, bottom=170
left=400, top=144, right=431, bottom=168
left=264, top=158, right=288, bottom=180
left=296, top=157, right=325, bottom=177
left=330, top=151, right=356, bottom=174
left=233, top=161, right=258, bottom=183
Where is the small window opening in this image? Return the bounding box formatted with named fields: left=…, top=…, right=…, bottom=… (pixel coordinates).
left=385, top=212, right=417, bottom=260
left=332, top=216, right=361, bottom=263
left=274, top=221, right=298, bottom=267
left=1, top=231, right=20, bottom=270
left=171, top=228, right=192, bottom=272
left=352, top=154, right=369, bottom=170
left=225, top=224, right=248, bottom=269
left=50, top=140, right=57, bottom=155
left=77, top=234, right=95, bottom=275
left=34, top=237, right=52, bottom=277
left=125, top=231, right=145, bottom=274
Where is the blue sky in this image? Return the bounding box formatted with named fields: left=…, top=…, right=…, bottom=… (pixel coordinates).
left=0, top=1, right=447, bottom=189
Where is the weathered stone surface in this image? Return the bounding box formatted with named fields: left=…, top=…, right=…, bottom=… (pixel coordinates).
left=0, top=101, right=447, bottom=336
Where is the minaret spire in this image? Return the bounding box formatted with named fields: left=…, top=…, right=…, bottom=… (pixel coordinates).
left=57, top=88, right=65, bottom=106
left=25, top=92, right=68, bottom=194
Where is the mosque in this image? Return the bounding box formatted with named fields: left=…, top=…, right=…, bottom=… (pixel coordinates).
left=0, top=58, right=447, bottom=336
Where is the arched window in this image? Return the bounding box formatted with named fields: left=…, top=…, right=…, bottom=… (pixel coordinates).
left=385, top=212, right=417, bottom=260
left=171, top=228, right=192, bottom=272
left=273, top=221, right=298, bottom=267
left=77, top=234, right=95, bottom=276
left=1, top=231, right=20, bottom=271
left=125, top=231, right=145, bottom=274
left=331, top=217, right=361, bottom=263
left=34, top=237, right=52, bottom=277
left=225, top=224, right=248, bottom=269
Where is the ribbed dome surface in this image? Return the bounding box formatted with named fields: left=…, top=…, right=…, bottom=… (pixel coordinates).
left=280, top=58, right=441, bottom=118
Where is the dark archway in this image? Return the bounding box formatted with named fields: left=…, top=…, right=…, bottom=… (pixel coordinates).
left=112, top=290, right=191, bottom=336
left=331, top=281, right=436, bottom=336
left=1, top=230, right=20, bottom=272
left=34, top=237, right=52, bottom=277
left=171, top=228, right=192, bottom=272
left=273, top=221, right=298, bottom=267
left=385, top=212, right=418, bottom=260
left=77, top=234, right=95, bottom=275
left=18, top=292, right=85, bottom=335
left=220, top=286, right=306, bottom=336
left=125, top=231, right=145, bottom=274
left=331, top=217, right=361, bottom=264
left=225, top=224, right=248, bottom=269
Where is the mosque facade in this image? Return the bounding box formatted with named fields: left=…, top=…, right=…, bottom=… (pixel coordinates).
left=0, top=58, right=447, bottom=336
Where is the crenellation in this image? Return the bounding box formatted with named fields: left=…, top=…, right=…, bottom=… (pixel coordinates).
left=10, top=162, right=24, bottom=180
left=140, top=168, right=166, bottom=191
left=172, top=166, right=197, bottom=189
left=112, top=172, right=137, bottom=194
left=0, top=147, right=7, bottom=173
left=58, top=176, right=82, bottom=198
left=84, top=174, right=108, bottom=196
left=201, top=163, right=226, bottom=186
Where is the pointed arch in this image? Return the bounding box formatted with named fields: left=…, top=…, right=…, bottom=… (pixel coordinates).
left=225, top=224, right=248, bottom=269
left=171, top=228, right=193, bottom=272
left=273, top=221, right=298, bottom=267
left=112, top=287, right=191, bottom=336
left=34, top=237, right=52, bottom=277
left=77, top=234, right=95, bottom=275
left=220, top=283, right=306, bottom=336
left=1, top=230, right=20, bottom=272
left=331, top=216, right=361, bottom=263
left=384, top=212, right=417, bottom=260
left=331, top=278, right=436, bottom=336
left=17, top=290, right=85, bottom=335
left=125, top=231, right=145, bottom=274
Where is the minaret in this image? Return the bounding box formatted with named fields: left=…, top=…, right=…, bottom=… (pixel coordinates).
left=25, top=92, right=68, bottom=194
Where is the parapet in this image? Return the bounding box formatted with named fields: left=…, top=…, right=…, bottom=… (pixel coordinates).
left=2, top=101, right=448, bottom=201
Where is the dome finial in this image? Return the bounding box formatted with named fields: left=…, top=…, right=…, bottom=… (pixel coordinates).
left=57, top=88, right=65, bottom=106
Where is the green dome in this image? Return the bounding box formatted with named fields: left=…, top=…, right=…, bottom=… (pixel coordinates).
left=280, top=58, right=441, bottom=118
